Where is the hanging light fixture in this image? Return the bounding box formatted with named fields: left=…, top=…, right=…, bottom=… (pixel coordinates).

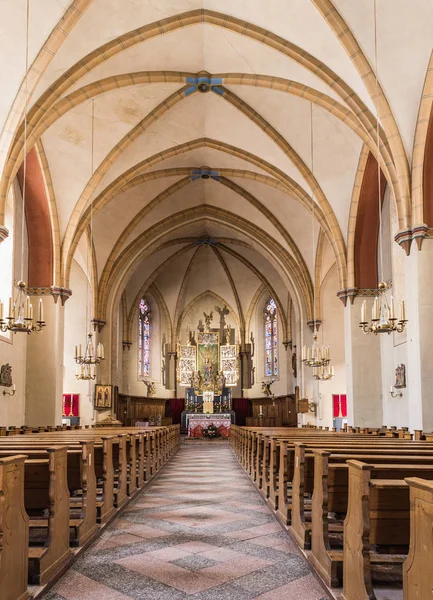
left=0, top=0, right=47, bottom=335
left=75, top=333, right=104, bottom=380
left=301, top=102, right=333, bottom=377
left=359, top=0, right=408, bottom=336
left=313, top=364, right=334, bottom=381
left=74, top=99, right=104, bottom=380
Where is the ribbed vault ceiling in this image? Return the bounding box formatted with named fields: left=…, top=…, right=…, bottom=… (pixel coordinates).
left=1, top=0, right=432, bottom=327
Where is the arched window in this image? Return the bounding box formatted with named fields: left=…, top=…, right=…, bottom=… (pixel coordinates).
left=138, top=298, right=150, bottom=377
left=264, top=298, right=278, bottom=377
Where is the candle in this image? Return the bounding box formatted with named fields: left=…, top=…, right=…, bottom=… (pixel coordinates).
left=0, top=300, right=3, bottom=321
left=361, top=300, right=366, bottom=323
left=75, top=345, right=78, bottom=359
left=29, top=303, right=33, bottom=321
left=390, top=296, right=395, bottom=319
left=302, top=346, right=306, bottom=361
left=38, top=298, right=43, bottom=322
left=307, top=347, right=311, bottom=361
left=25, top=296, right=30, bottom=319
left=101, top=344, right=105, bottom=360
left=259, top=405, right=263, bottom=413
left=390, top=385, right=393, bottom=393
left=373, top=297, right=379, bottom=320
left=9, top=297, right=13, bottom=319
left=79, top=344, right=82, bottom=358
left=400, top=300, right=406, bottom=322
left=12, top=384, right=16, bottom=391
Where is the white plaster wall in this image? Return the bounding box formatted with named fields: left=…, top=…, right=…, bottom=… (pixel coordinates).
left=0, top=181, right=27, bottom=426
left=316, top=264, right=346, bottom=429
left=63, top=259, right=95, bottom=426
left=380, top=187, right=409, bottom=428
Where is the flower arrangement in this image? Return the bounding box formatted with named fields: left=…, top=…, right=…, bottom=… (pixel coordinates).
left=221, top=402, right=230, bottom=412
left=202, top=424, right=220, bottom=438
left=185, top=402, right=195, bottom=411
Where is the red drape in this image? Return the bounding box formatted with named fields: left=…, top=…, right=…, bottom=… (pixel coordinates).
left=232, top=398, right=250, bottom=426
left=62, top=394, right=79, bottom=417
left=169, top=398, right=185, bottom=424
left=333, top=394, right=347, bottom=418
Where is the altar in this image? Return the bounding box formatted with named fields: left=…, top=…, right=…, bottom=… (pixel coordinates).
left=186, top=413, right=232, bottom=438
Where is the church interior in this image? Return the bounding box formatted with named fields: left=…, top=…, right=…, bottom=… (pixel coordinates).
left=0, top=1, right=433, bottom=599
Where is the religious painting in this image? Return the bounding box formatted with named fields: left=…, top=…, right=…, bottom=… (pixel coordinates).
left=94, top=384, right=112, bottom=409
left=220, top=344, right=238, bottom=386
left=178, top=345, right=197, bottom=387
left=197, top=332, right=219, bottom=388
left=62, top=394, right=79, bottom=417
left=394, top=364, right=406, bottom=389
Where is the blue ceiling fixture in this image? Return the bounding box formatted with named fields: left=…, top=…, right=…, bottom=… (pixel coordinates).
left=184, top=74, right=224, bottom=96
left=191, top=168, right=220, bottom=182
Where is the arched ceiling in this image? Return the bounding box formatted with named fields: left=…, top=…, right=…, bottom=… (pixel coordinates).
left=1, top=0, right=431, bottom=328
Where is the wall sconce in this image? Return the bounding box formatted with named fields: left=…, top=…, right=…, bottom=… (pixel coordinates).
left=308, top=401, right=317, bottom=415
left=389, top=385, right=402, bottom=398
left=2, top=384, right=16, bottom=396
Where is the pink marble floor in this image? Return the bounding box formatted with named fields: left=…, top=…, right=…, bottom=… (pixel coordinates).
left=43, top=443, right=331, bottom=600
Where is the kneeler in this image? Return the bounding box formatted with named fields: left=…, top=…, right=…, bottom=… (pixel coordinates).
left=190, top=424, right=203, bottom=438
left=217, top=424, right=230, bottom=438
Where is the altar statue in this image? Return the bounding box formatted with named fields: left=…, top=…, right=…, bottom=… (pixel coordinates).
left=215, top=370, right=226, bottom=391
left=203, top=358, right=214, bottom=383
left=191, top=370, right=203, bottom=392
left=203, top=311, right=213, bottom=332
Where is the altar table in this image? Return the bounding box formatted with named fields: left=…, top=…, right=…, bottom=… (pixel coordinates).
left=187, top=414, right=231, bottom=438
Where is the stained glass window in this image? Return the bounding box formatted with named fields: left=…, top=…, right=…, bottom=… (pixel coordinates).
left=138, top=298, right=150, bottom=377
left=264, top=298, right=278, bottom=376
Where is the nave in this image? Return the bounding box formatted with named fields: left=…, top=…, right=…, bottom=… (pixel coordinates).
left=44, top=444, right=329, bottom=600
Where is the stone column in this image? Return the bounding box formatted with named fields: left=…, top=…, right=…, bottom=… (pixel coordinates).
left=343, top=296, right=382, bottom=427
left=405, top=241, right=433, bottom=431
left=25, top=292, right=66, bottom=426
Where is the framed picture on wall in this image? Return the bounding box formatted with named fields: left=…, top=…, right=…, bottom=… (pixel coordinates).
left=94, top=384, right=112, bottom=409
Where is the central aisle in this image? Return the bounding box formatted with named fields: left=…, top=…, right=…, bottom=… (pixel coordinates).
left=45, top=443, right=330, bottom=600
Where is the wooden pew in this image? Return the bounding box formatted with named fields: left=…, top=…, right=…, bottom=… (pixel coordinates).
left=342, top=460, right=433, bottom=598
left=0, top=455, right=29, bottom=600
left=403, top=477, right=433, bottom=600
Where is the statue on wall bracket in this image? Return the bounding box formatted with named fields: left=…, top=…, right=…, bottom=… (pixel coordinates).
left=0, top=364, right=12, bottom=387
left=394, top=364, right=406, bottom=389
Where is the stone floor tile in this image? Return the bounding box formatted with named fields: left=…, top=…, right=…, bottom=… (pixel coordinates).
left=43, top=445, right=331, bottom=600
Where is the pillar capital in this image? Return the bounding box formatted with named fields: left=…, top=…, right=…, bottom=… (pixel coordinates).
left=307, top=320, right=321, bottom=332
left=92, top=318, right=106, bottom=333
left=0, top=225, right=9, bottom=244
left=394, top=224, right=431, bottom=254
left=122, top=340, right=132, bottom=351
left=50, top=286, right=72, bottom=305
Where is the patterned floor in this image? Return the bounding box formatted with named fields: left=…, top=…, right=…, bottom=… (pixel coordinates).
left=44, top=442, right=331, bottom=600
